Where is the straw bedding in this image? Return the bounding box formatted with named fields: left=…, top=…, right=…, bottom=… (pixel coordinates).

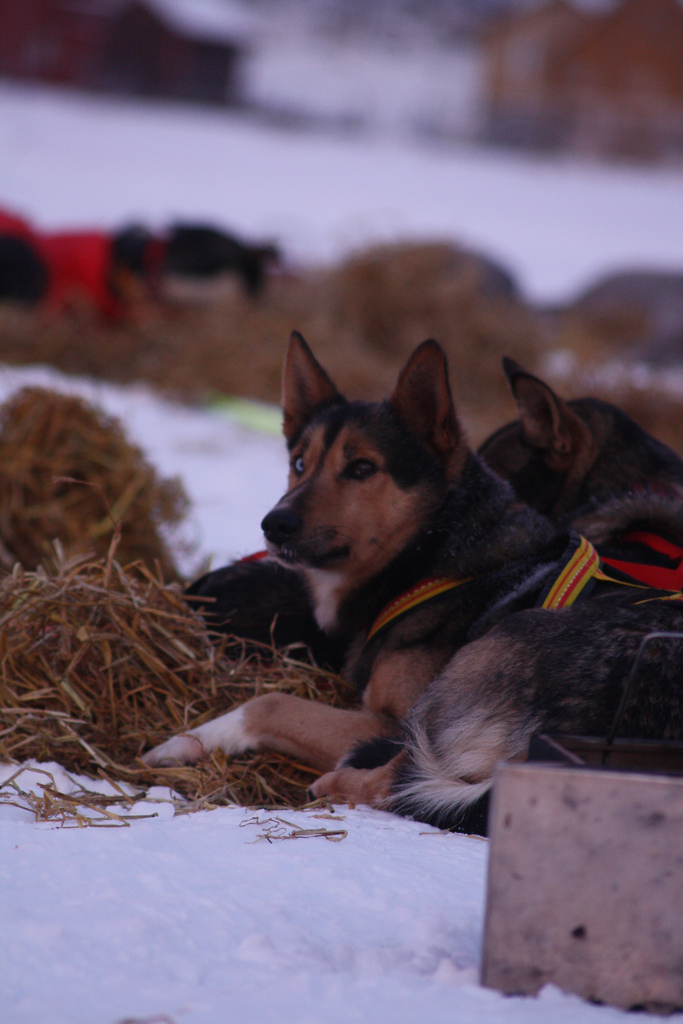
left=0, top=547, right=354, bottom=812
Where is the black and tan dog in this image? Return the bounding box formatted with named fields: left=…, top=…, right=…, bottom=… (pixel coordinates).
left=186, top=356, right=683, bottom=667
left=144, top=335, right=683, bottom=830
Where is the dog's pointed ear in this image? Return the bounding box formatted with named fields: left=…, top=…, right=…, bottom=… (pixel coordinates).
left=502, top=357, right=593, bottom=470
left=390, top=340, right=465, bottom=477
left=282, top=331, right=344, bottom=444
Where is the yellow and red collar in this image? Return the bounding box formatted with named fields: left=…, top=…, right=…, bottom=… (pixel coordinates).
left=366, top=575, right=473, bottom=644
left=365, top=532, right=683, bottom=645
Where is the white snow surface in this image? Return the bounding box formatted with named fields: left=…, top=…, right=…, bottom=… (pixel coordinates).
left=1, top=83, right=683, bottom=1022
left=0, top=760, right=638, bottom=1024
left=2, top=784, right=617, bottom=1024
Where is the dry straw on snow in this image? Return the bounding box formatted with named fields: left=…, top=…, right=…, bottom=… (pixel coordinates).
left=0, top=545, right=354, bottom=815
left=0, top=386, right=188, bottom=579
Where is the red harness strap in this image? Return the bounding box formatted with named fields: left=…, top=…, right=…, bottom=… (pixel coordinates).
left=601, top=530, right=683, bottom=592
left=239, top=550, right=269, bottom=563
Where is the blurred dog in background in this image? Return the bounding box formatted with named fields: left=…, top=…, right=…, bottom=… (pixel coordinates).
left=0, top=207, right=280, bottom=318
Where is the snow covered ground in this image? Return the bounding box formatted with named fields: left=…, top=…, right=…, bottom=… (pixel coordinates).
left=1, top=83, right=683, bottom=1023
left=2, top=766, right=618, bottom=1024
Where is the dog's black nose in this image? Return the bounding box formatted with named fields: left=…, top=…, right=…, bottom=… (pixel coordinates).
left=261, top=508, right=302, bottom=544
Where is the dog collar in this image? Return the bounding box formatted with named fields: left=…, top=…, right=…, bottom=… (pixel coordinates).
left=366, top=576, right=473, bottom=644
left=367, top=535, right=633, bottom=645
left=368, top=538, right=606, bottom=642
left=238, top=550, right=269, bottom=563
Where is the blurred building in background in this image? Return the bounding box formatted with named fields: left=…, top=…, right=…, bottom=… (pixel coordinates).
left=1, top=0, right=682, bottom=162
left=485, top=0, right=683, bottom=159
left=0, top=0, right=258, bottom=105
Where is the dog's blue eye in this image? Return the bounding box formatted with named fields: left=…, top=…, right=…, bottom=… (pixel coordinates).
left=345, top=459, right=377, bottom=481
left=293, top=456, right=305, bottom=475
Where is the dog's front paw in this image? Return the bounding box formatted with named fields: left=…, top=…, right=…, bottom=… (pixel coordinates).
left=142, top=733, right=205, bottom=767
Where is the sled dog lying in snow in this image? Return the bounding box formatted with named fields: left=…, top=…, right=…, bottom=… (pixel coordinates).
left=144, top=334, right=683, bottom=830
left=186, top=356, right=683, bottom=669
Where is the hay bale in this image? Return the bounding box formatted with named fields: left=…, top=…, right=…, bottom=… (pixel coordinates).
left=0, top=553, right=353, bottom=809
left=0, top=386, right=188, bottom=579
left=325, top=242, right=519, bottom=355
